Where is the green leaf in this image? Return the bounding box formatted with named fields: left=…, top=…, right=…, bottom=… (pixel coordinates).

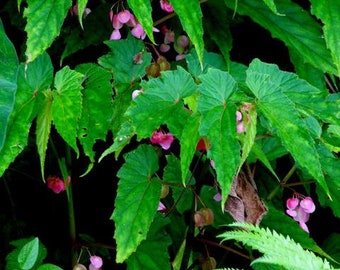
left=246, top=59, right=329, bottom=196
left=0, top=54, right=53, bottom=177
left=112, top=144, right=161, bottom=263
left=126, top=67, right=197, bottom=139
left=98, top=35, right=152, bottom=84
left=75, top=64, right=113, bottom=170
left=127, top=0, right=155, bottom=43
left=0, top=19, right=19, bottom=153
left=76, top=0, right=88, bottom=29
left=226, top=0, right=337, bottom=75
left=36, top=90, right=53, bottom=180
left=311, top=0, right=340, bottom=77
left=198, top=68, right=240, bottom=206
left=52, top=66, right=84, bottom=156
left=169, top=0, right=204, bottom=65
left=126, top=214, right=172, bottom=270
left=18, top=237, right=39, bottom=270
left=24, top=0, right=72, bottom=63
left=37, top=264, right=63, bottom=270
left=219, top=223, right=333, bottom=270
left=180, top=113, right=200, bottom=185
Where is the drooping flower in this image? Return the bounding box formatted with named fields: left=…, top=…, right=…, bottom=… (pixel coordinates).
left=160, top=0, right=174, bottom=13
left=150, top=130, right=174, bottom=150
left=285, top=195, right=315, bottom=233
left=90, top=255, right=103, bottom=268
left=47, top=176, right=66, bottom=194
left=117, top=10, right=132, bottom=24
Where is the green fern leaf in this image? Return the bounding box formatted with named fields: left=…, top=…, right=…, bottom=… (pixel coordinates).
left=219, top=223, right=333, bottom=270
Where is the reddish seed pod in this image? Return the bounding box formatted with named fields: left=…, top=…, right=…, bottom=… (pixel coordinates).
left=201, top=257, right=217, bottom=270
left=146, top=62, right=161, bottom=77
left=157, top=56, right=170, bottom=71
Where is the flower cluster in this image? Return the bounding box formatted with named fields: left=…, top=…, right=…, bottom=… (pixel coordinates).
left=109, top=9, right=159, bottom=40
left=286, top=195, right=316, bottom=233
left=150, top=130, right=174, bottom=150
left=47, top=176, right=67, bottom=194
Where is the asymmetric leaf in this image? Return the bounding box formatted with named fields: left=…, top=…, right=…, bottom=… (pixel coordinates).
left=0, top=20, right=18, bottom=153
left=52, top=66, right=84, bottom=156
left=126, top=67, right=197, bottom=139
left=112, top=145, right=161, bottom=263
left=198, top=68, right=240, bottom=206
left=246, top=59, right=329, bottom=195
left=75, top=64, right=113, bottom=170
left=24, top=0, right=72, bottom=63
left=0, top=54, right=53, bottom=177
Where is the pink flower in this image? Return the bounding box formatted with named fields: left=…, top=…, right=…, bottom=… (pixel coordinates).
left=158, top=202, right=166, bottom=211
left=90, top=256, right=103, bottom=268
left=131, top=24, right=146, bottom=39
left=160, top=0, right=174, bottom=13
left=47, top=176, right=66, bottom=194
left=285, top=195, right=315, bottom=233
left=110, top=29, right=121, bottom=40
left=236, top=110, right=245, bottom=133
left=213, top=193, right=222, bottom=202
left=300, top=197, right=316, bottom=213
left=150, top=130, right=174, bottom=150
left=117, top=10, right=132, bottom=24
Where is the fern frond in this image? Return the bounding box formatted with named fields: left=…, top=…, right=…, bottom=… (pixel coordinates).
left=218, top=222, right=333, bottom=270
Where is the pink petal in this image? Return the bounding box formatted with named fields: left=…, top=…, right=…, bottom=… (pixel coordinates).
left=293, top=206, right=310, bottom=223
left=160, top=0, right=174, bottom=13
left=236, top=111, right=242, bottom=121
left=90, top=256, right=103, bottom=268
left=112, top=14, right=123, bottom=30
left=131, top=24, right=145, bottom=39
left=158, top=133, right=174, bottom=150
left=160, top=44, right=170, bottom=53
left=158, top=202, right=166, bottom=211
left=299, top=221, right=309, bottom=233
left=132, top=89, right=143, bottom=100
left=213, top=193, right=222, bottom=202
left=300, top=197, right=316, bottom=213
left=110, top=29, right=121, bottom=40
left=286, top=197, right=299, bottom=210
left=117, top=10, right=132, bottom=24
left=286, top=209, right=297, bottom=217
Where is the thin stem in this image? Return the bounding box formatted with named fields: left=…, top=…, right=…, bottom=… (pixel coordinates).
left=49, top=139, right=77, bottom=266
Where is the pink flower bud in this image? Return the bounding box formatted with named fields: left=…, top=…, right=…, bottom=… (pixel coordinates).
left=237, top=122, right=244, bottom=134
left=160, top=44, right=170, bottom=53
left=117, top=10, right=132, bottom=24
left=157, top=202, right=166, bottom=211
left=286, top=197, right=299, bottom=210
left=132, top=89, right=143, bottom=100
left=160, top=0, right=174, bottom=13
left=47, top=176, right=66, bottom=194
left=109, top=9, right=114, bottom=22
left=236, top=111, right=242, bottom=121
left=177, top=35, right=189, bottom=48
left=110, top=29, right=121, bottom=40
left=300, top=197, right=316, bottom=213
left=213, top=193, right=222, bottom=202
left=90, top=256, right=103, bottom=268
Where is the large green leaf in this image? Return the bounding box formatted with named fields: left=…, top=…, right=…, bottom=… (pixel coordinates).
left=0, top=19, right=19, bottom=153
left=169, top=0, right=204, bottom=65
left=311, top=0, right=340, bottom=77
left=127, top=0, right=155, bottom=43
left=126, top=214, right=172, bottom=270
left=98, top=35, right=152, bottom=85
left=75, top=64, right=113, bottom=171
left=0, top=54, right=53, bottom=177
left=246, top=59, right=329, bottom=196
left=24, top=0, right=72, bottom=63
left=126, top=67, right=197, bottom=139
left=112, top=144, right=161, bottom=263
left=52, top=66, right=84, bottom=156
left=225, top=0, right=336, bottom=75
left=198, top=68, right=240, bottom=206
